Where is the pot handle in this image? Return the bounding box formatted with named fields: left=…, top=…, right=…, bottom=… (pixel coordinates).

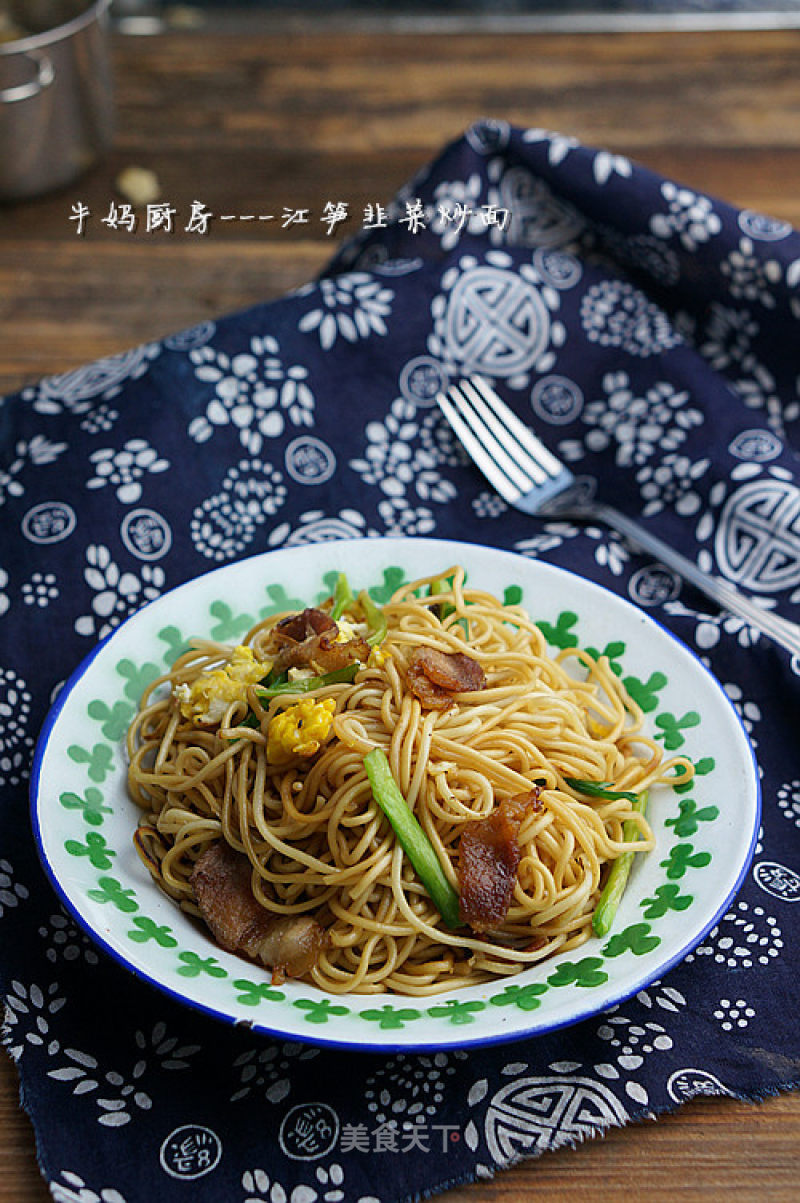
left=0, top=51, right=55, bottom=104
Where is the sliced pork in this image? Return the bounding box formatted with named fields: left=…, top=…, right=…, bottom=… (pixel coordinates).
left=190, top=840, right=325, bottom=982
left=266, top=607, right=370, bottom=677
left=457, top=791, right=541, bottom=932
left=406, top=647, right=486, bottom=710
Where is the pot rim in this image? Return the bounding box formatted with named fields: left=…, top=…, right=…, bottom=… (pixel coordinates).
left=0, top=0, right=112, bottom=57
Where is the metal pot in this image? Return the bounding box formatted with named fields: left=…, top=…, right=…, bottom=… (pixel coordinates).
left=0, top=0, right=114, bottom=202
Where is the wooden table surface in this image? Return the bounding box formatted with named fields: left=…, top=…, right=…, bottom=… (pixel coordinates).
left=2, top=14, right=800, bottom=1201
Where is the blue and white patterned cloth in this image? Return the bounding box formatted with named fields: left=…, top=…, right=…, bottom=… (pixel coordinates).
left=2, top=120, right=800, bottom=1203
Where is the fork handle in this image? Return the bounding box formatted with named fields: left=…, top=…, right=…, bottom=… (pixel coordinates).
left=595, top=502, right=800, bottom=660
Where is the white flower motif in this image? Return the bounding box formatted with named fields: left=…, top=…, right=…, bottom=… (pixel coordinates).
left=39, top=911, right=98, bottom=966
left=50, top=1170, right=128, bottom=1203
left=474, top=490, right=508, bottom=519
left=594, top=535, right=629, bottom=576
left=563, top=372, right=702, bottom=468
left=649, top=181, right=722, bottom=251
left=0, top=858, right=29, bottom=919
left=0, top=436, right=68, bottom=508
left=297, top=273, right=394, bottom=349
left=522, top=127, right=580, bottom=165
left=580, top=281, right=681, bottom=358
left=75, top=544, right=165, bottom=639
left=0, top=666, right=33, bottom=787
left=700, top=304, right=760, bottom=373
left=777, top=779, right=800, bottom=828
left=665, top=596, right=769, bottom=654
left=242, top=1164, right=377, bottom=1203
left=190, top=336, right=314, bottom=452
left=377, top=496, right=436, bottom=535
left=596, top=1014, right=673, bottom=1073
left=687, top=900, right=781, bottom=969
left=231, top=1041, right=319, bottom=1104
left=636, top=454, right=710, bottom=517
left=87, top=439, right=169, bottom=504
left=350, top=397, right=460, bottom=507
left=2, top=980, right=66, bottom=1062
left=191, top=460, right=287, bottom=562
left=592, top=150, right=632, bottom=185
left=720, top=237, right=782, bottom=308
left=713, top=998, right=756, bottom=1031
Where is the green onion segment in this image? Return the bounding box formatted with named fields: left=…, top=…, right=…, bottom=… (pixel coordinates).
left=590, top=789, right=650, bottom=937
left=363, top=748, right=462, bottom=930
left=256, top=663, right=359, bottom=701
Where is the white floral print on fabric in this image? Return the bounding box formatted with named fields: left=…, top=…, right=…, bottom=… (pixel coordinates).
left=296, top=273, right=394, bottom=349
left=364, top=1053, right=465, bottom=1126
left=189, top=336, right=315, bottom=453
left=45, top=1022, right=200, bottom=1129
left=558, top=372, right=703, bottom=469
left=74, top=545, right=165, bottom=640
left=720, top=237, right=783, bottom=309
left=231, top=1041, right=320, bottom=1105
left=686, top=900, right=782, bottom=970
left=87, top=439, right=170, bottom=505
left=0, top=666, right=34, bottom=787
left=0, top=858, right=29, bottom=919
left=21, top=571, right=60, bottom=607
left=636, top=453, right=711, bottom=518
left=50, top=1170, right=128, bottom=1203
left=0, top=436, right=68, bottom=509
left=39, top=911, right=99, bottom=966
left=241, top=1163, right=381, bottom=1203
left=2, top=980, right=66, bottom=1062
left=580, top=281, right=683, bottom=358
left=191, top=459, right=288, bottom=562
left=666, top=596, right=776, bottom=655
left=349, top=397, right=461, bottom=506
left=713, top=998, right=756, bottom=1031
left=522, top=127, right=632, bottom=185
left=700, top=303, right=761, bottom=373
left=649, top=181, right=722, bottom=251
left=777, top=780, right=800, bottom=828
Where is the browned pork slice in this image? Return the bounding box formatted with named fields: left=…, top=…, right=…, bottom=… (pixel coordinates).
left=190, top=840, right=326, bottom=983
left=457, top=791, right=541, bottom=932
left=266, top=606, right=370, bottom=677
left=406, top=647, right=486, bottom=710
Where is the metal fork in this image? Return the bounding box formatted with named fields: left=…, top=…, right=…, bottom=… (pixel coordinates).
left=436, top=375, right=800, bottom=659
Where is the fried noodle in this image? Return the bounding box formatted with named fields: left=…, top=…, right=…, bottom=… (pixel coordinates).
left=127, top=566, right=693, bottom=995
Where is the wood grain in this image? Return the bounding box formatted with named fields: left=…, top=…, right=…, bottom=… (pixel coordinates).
left=2, top=20, right=800, bottom=1201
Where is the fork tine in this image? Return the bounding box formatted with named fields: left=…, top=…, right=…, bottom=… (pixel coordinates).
left=469, top=377, right=564, bottom=479
left=460, top=378, right=549, bottom=486
left=433, top=384, right=534, bottom=498
left=436, top=386, right=530, bottom=503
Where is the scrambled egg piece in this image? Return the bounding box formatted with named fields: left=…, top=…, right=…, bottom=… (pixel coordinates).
left=174, top=645, right=270, bottom=725
left=267, top=697, right=336, bottom=765
left=334, top=617, right=364, bottom=643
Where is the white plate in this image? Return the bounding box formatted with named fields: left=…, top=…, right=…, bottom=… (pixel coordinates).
left=31, top=537, right=760, bottom=1050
